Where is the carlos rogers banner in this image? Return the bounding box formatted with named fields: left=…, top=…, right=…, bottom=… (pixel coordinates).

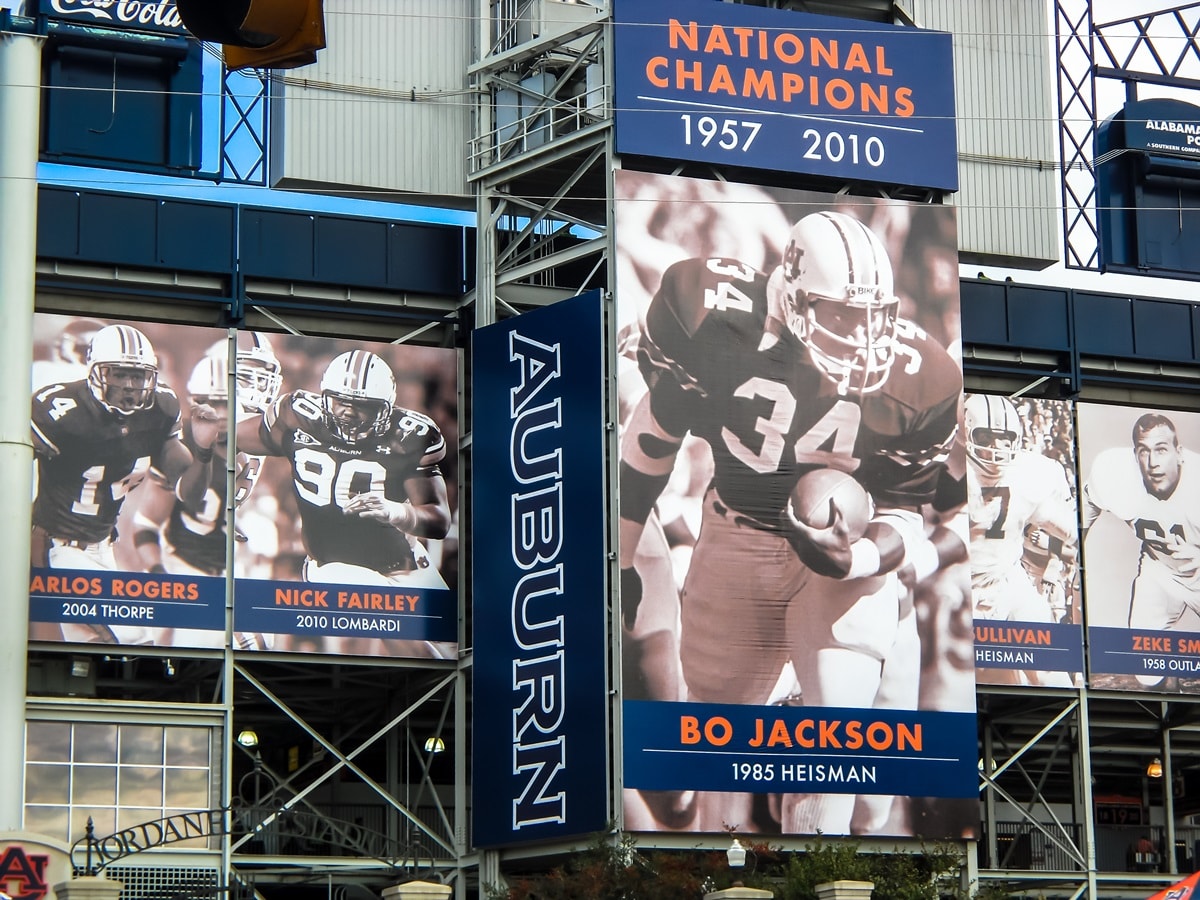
left=471, top=292, right=609, bottom=847
left=29, top=314, right=228, bottom=648
left=615, top=170, right=976, bottom=839
left=612, top=0, right=958, bottom=190
left=1078, top=403, right=1200, bottom=693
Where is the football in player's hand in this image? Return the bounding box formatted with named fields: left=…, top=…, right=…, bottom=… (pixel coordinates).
left=787, top=468, right=872, bottom=541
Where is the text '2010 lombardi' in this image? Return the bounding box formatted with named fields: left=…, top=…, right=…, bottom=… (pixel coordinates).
left=507, top=330, right=569, bottom=830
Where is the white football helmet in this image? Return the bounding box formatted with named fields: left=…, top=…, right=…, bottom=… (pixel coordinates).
left=87, top=324, right=159, bottom=415
left=964, top=394, right=1022, bottom=474
left=319, top=350, right=396, bottom=444
left=779, top=211, right=899, bottom=395
left=188, top=353, right=230, bottom=405
left=207, top=332, right=283, bottom=414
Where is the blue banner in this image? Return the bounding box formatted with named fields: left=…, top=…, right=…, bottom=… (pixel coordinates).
left=29, top=567, right=223, bottom=641
left=233, top=579, right=456, bottom=643
left=470, top=292, right=609, bottom=847
left=974, top=622, right=1084, bottom=675
left=612, top=0, right=958, bottom=190
left=1089, top=626, right=1200, bottom=680
left=624, top=700, right=977, bottom=799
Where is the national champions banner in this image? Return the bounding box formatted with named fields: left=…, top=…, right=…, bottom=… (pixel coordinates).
left=471, top=292, right=610, bottom=846
left=612, top=0, right=958, bottom=190
left=615, top=170, right=977, bottom=839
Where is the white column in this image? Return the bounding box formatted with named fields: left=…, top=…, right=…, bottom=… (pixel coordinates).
left=0, top=21, right=43, bottom=831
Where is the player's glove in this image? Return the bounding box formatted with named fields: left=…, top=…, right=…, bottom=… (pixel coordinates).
left=620, top=566, right=643, bottom=630
left=344, top=491, right=419, bottom=532
left=188, top=402, right=225, bottom=461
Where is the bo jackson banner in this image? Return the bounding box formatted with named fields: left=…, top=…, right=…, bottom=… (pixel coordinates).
left=615, top=170, right=977, bottom=839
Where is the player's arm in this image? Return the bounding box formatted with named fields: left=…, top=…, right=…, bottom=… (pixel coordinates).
left=131, top=480, right=175, bottom=574
left=787, top=503, right=967, bottom=582
left=159, top=405, right=222, bottom=510
left=618, top=390, right=685, bottom=627
left=345, top=471, right=452, bottom=538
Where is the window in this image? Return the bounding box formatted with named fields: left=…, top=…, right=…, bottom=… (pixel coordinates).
left=25, top=721, right=217, bottom=847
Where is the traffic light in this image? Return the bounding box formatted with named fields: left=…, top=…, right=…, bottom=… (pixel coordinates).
left=175, top=0, right=325, bottom=71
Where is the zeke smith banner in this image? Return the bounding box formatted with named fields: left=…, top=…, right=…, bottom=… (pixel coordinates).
left=471, top=292, right=609, bottom=846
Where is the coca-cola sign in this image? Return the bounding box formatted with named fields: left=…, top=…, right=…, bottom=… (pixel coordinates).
left=40, top=0, right=189, bottom=36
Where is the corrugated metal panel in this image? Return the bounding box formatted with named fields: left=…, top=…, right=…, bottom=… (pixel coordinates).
left=909, top=0, right=1058, bottom=268
left=271, top=0, right=473, bottom=205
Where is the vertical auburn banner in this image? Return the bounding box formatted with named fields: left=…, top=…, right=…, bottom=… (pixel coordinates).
left=471, top=292, right=610, bottom=846
left=615, top=170, right=977, bottom=839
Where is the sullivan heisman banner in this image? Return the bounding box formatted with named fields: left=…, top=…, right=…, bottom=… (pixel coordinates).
left=965, top=395, right=1084, bottom=688
left=615, top=170, right=977, bottom=839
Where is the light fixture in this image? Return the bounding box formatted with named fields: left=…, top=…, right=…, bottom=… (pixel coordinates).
left=163, top=658, right=176, bottom=678
left=70, top=657, right=90, bottom=678
left=424, top=736, right=446, bottom=754
left=236, top=729, right=259, bottom=749
left=726, top=836, right=747, bottom=869
left=1148, top=758, right=1164, bottom=779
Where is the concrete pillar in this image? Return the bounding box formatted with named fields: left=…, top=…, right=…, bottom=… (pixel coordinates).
left=814, top=880, right=875, bottom=900
left=0, top=20, right=43, bottom=832
left=704, top=885, right=775, bottom=900
left=382, top=881, right=452, bottom=900
left=53, top=876, right=124, bottom=900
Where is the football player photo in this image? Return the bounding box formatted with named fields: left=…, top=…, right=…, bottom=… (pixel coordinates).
left=29, top=313, right=231, bottom=648
left=615, top=171, right=975, bottom=840
left=230, top=333, right=459, bottom=660
left=1078, top=403, right=1200, bottom=693
left=966, top=395, right=1083, bottom=689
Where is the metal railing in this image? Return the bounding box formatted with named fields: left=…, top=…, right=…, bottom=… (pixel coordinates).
left=470, top=85, right=609, bottom=174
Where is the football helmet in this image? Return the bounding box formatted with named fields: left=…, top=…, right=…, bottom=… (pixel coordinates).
left=319, top=350, right=396, bottom=444
left=779, top=211, right=899, bottom=395
left=964, top=394, right=1022, bottom=474
left=188, top=353, right=230, bottom=405
left=55, top=317, right=106, bottom=365
left=86, top=324, right=159, bottom=414
left=207, top=332, right=283, bottom=413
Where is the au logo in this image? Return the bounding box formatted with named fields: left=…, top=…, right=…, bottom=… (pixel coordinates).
left=0, top=846, right=50, bottom=900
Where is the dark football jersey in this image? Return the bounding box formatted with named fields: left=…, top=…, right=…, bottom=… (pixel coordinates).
left=163, top=425, right=263, bottom=575
left=258, top=391, right=446, bottom=572
left=637, top=257, right=961, bottom=525
left=32, top=379, right=182, bottom=542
